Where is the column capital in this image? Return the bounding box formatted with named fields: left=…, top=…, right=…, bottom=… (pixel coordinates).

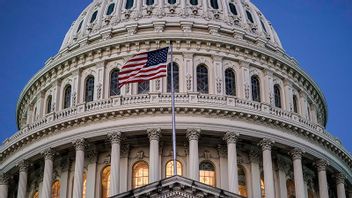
left=42, top=148, right=55, bottom=161
left=147, top=128, right=162, bottom=141
left=223, top=131, right=240, bottom=144
left=289, top=148, right=304, bottom=160
left=73, top=138, right=86, bottom=151
left=335, top=172, right=345, bottom=185
left=316, top=159, right=328, bottom=172
left=107, top=131, right=122, bottom=144
left=258, top=138, right=274, bottom=151
left=17, top=160, right=30, bottom=172
left=0, top=173, right=9, bottom=185
left=186, top=128, right=201, bottom=141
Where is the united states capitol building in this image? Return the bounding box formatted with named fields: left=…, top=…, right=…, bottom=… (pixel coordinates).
left=1, top=0, right=351, bottom=197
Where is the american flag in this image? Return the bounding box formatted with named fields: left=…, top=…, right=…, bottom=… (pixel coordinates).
left=118, top=47, right=169, bottom=88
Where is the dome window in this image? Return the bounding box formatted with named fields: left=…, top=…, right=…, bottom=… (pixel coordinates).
left=85, top=75, right=95, bottom=102
left=46, top=95, right=52, bottom=114
left=76, top=20, right=83, bottom=33
left=251, top=75, right=261, bottom=102
left=168, top=0, right=176, bottom=4
left=63, top=85, right=72, bottom=109
left=90, top=11, right=98, bottom=23
left=125, top=0, right=134, bottom=9
left=110, top=69, right=120, bottom=96
left=261, top=20, right=267, bottom=33
left=246, top=10, right=254, bottom=23
left=199, top=161, right=216, bottom=187
left=229, top=3, right=238, bottom=15
left=225, top=68, right=236, bottom=96
left=197, top=65, right=209, bottom=94
left=274, top=84, right=282, bottom=108
left=190, top=0, right=198, bottom=6
left=146, top=0, right=154, bottom=6
left=167, top=62, right=179, bottom=93
left=106, top=3, right=115, bottom=16
left=210, top=0, right=219, bottom=9
left=138, top=81, right=150, bottom=94
left=293, top=95, right=299, bottom=113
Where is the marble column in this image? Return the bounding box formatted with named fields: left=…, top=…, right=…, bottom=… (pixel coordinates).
left=290, top=148, right=305, bottom=198
left=276, top=155, right=288, bottom=198
left=108, top=132, right=122, bottom=196
left=72, top=139, right=86, bottom=198
left=316, top=159, right=329, bottom=198
left=224, top=132, right=239, bottom=194
left=119, top=144, right=130, bottom=192
left=147, top=128, right=161, bottom=183
left=336, top=173, right=346, bottom=198
left=249, top=148, right=261, bottom=198
left=218, top=145, right=228, bottom=191
left=0, top=173, right=9, bottom=198
left=17, top=160, right=29, bottom=198
left=259, top=138, right=275, bottom=198
left=186, top=128, right=201, bottom=181
left=41, top=148, right=55, bottom=198
left=86, top=147, right=97, bottom=198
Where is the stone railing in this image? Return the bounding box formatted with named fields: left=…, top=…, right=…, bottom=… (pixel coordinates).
left=1, top=93, right=346, bottom=158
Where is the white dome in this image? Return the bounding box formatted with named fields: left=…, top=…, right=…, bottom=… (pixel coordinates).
left=60, top=0, right=283, bottom=51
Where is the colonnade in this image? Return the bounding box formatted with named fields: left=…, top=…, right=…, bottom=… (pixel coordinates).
left=0, top=129, right=350, bottom=198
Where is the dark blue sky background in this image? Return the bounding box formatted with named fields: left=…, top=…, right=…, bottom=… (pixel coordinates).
left=0, top=0, right=351, bottom=152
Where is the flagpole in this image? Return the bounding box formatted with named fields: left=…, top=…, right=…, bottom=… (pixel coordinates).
left=170, top=44, right=177, bottom=176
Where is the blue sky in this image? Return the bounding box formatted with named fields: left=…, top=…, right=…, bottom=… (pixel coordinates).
left=0, top=0, right=351, bottom=152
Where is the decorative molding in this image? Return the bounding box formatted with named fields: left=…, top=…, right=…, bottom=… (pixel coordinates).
left=0, top=173, right=9, bottom=185
left=17, top=160, right=29, bottom=172
left=186, top=128, right=201, bottom=141
left=147, top=128, right=162, bottom=141
left=42, top=148, right=55, bottom=161
left=290, top=148, right=304, bottom=161
left=107, top=131, right=122, bottom=144
left=73, top=138, right=86, bottom=151
left=223, top=131, right=239, bottom=144
left=258, top=138, right=274, bottom=151
left=335, top=172, right=345, bottom=185
left=316, top=159, right=328, bottom=172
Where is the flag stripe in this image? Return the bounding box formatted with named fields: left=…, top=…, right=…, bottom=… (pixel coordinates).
left=119, top=66, right=167, bottom=83
left=119, top=64, right=166, bottom=80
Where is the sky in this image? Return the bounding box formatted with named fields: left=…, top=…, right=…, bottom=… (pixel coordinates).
left=0, top=0, right=351, bottom=152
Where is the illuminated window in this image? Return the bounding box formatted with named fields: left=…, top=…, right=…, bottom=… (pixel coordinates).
left=165, top=160, right=182, bottom=177
left=46, top=95, right=52, bottom=114
left=251, top=75, right=261, bottom=102
left=63, top=85, right=72, bottom=109
left=101, top=166, right=111, bottom=198
left=199, top=161, right=216, bottom=187
left=286, top=179, right=295, bottom=198
left=82, top=172, right=87, bottom=198
left=274, top=84, right=282, bottom=108
left=110, top=69, right=120, bottom=96
left=52, top=180, right=60, bottom=198
left=138, top=81, right=149, bottom=94
left=33, top=191, right=39, bottom=198
left=238, top=166, right=247, bottom=197
left=85, top=75, right=95, bottom=102
left=132, top=161, right=149, bottom=188
left=197, top=65, right=209, bottom=94
left=225, top=68, right=236, bottom=96
left=260, top=178, right=265, bottom=198
left=167, top=62, right=179, bottom=93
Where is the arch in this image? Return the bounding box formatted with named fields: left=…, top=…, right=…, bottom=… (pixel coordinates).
left=167, top=62, right=179, bottom=93
left=125, top=0, right=134, bottom=9
left=63, top=84, right=72, bottom=109
left=90, top=11, right=98, bottom=23
left=132, top=161, right=149, bottom=189
left=199, top=161, right=216, bottom=187
left=168, top=0, right=176, bottom=4
left=106, top=3, right=115, bottom=16
left=274, top=84, right=282, bottom=108
left=190, top=0, right=198, bottom=6
left=210, top=0, right=219, bottom=9
left=197, top=65, right=209, bottom=94
left=225, top=68, right=236, bottom=96
left=251, top=75, right=261, bottom=102
left=238, top=165, right=247, bottom=197
left=246, top=10, right=254, bottom=23
left=146, top=0, right=154, bottom=6
left=165, top=160, right=182, bottom=177
left=261, top=20, right=268, bottom=33
left=229, top=3, right=238, bottom=15
left=138, top=81, right=149, bottom=94
left=293, top=94, right=299, bottom=113
left=101, top=166, right=111, bottom=198
left=46, top=95, right=52, bottom=114
left=33, top=191, right=39, bottom=198
left=110, top=69, right=120, bottom=96
left=52, top=180, right=60, bottom=198
left=85, top=75, right=95, bottom=102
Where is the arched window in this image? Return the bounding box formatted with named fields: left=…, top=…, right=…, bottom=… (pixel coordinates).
left=274, top=84, right=282, bottom=108
left=260, top=173, right=265, bottom=198
left=293, top=95, right=298, bottom=113
left=77, top=20, right=83, bottom=33
left=82, top=172, right=87, bottom=198
left=225, top=68, right=236, bottom=96
left=33, top=191, right=39, bottom=198
left=210, top=0, right=219, bottom=9
left=90, top=11, right=98, bottom=23
left=138, top=81, right=149, bottom=94
left=229, top=3, right=238, bottom=15
left=33, top=107, right=37, bottom=122
left=261, top=20, right=267, bottom=33
left=168, top=0, right=176, bottom=4
left=167, top=62, right=179, bottom=93
left=132, top=161, right=149, bottom=189
left=190, top=0, right=198, bottom=6
left=197, top=65, right=209, bottom=94
left=106, top=3, right=115, bottom=15
left=166, top=160, right=182, bottom=177
left=146, top=0, right=154, bottom=6
left=251, top=75, right=261, bottom=102
left=85, top=76, right=95, bottom=102
left=52, top=180, right=60, bottom=198
left=101, top=166, right=111, bottom=198
left=110, top=69, right=120, bottom=96
left=126, top=0, right=134, bottom=9
left=63, top=85, right=72, bottom=109
left=246, top=10, right=254, bottom=23
left=199, top=161, right=216, bottom=187
left=46, top=95, right=52, bottom=114
left=238, top=166, right=247, bottom=197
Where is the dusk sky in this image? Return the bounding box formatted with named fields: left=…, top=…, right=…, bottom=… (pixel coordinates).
left=0, top=0, right=351, bottom=152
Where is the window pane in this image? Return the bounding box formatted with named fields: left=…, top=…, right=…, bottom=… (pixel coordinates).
left=251, top=76, right=261, bottom=102
left=274, top=84, right=282, bottom=108
left=77, top=20, right=83, bottom=33
left=132, top=161, right=149, bottom=188
left=146, top=0, right=154, bottom=6
left=167, top=63, right=179, bottom=93
left=106, top=3, right=115, bottom=16
left=101, top=166, right=111, bottom=198
left=90, top=11, right=98, bottom=23
left=246, top=10, right=254, bottom=23
left=138, top=81, right=149, bottom=94
left=46, top=95, right=52, bottom=114
left=229, top=3, right=238, bottom=15
left=126, top=0, right=134, bottom=9
left=166, top=161, right=182, bottom=177
left=85, top=76, right=95, bottom=102
left=168, top=0, right=176, bottom=4
left=197, top=65, right=209, bottom=94
left=64, top=85, right=72, bottom=109
left=199, top=161, right=216, bottom=187
left=225, top=68, right=236, bottom=96
left=110, top=69, right=120, bottom=96
left=190, top=0, right=198, bottom=6
left=293, top=95, right=298, bottom=113
left=210, top=0, right=219, bottom=9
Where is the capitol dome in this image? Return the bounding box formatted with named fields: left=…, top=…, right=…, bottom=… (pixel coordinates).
left=1, top=0, right=351, bottom=198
